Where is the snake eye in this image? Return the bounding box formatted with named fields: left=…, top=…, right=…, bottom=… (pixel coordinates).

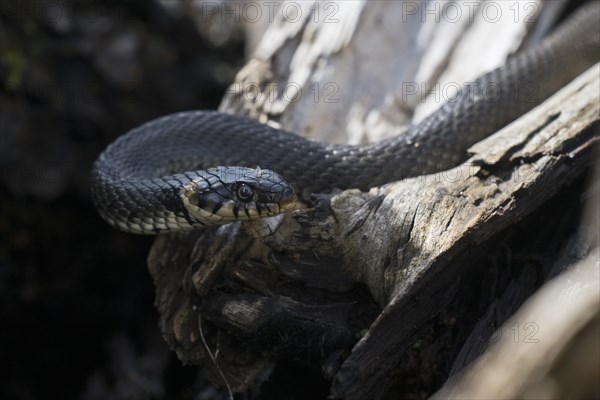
left=236, top=184, right=254, bottom=202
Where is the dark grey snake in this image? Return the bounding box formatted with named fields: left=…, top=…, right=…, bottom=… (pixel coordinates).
left=91, top=3, right=599, bottom=234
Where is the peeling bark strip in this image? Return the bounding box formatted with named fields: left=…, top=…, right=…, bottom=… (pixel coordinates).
left=147, top=0, right=598, bottom=397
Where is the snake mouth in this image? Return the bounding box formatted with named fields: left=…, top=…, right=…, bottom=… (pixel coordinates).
left=279, top=187, right=296, bottom=211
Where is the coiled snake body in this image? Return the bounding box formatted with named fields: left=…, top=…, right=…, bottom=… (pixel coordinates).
left=92, top=3, right=599, bottom=234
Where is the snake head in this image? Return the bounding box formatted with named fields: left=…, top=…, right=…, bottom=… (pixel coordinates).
left=182, top=166, right=296, bottom=226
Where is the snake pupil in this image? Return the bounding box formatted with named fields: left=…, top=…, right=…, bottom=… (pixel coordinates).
left=236, top=184, right=254, bottom=202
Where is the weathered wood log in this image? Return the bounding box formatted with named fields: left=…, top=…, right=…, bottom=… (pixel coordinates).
left=327, top=64, right=599, bottom=399
left=432, top=182, right=600, bottom=399
left=146, top=1, right=599, bottom=397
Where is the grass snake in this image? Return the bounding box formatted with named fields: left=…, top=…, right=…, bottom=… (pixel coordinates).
left=91, top=3, right=599, bottom=234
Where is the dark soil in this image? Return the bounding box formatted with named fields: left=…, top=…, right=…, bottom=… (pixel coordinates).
left=0, top=1, right=256, bottom=399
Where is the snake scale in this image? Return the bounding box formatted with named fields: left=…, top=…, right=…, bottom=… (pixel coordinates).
left=91, top=3, right=599, bottom=234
